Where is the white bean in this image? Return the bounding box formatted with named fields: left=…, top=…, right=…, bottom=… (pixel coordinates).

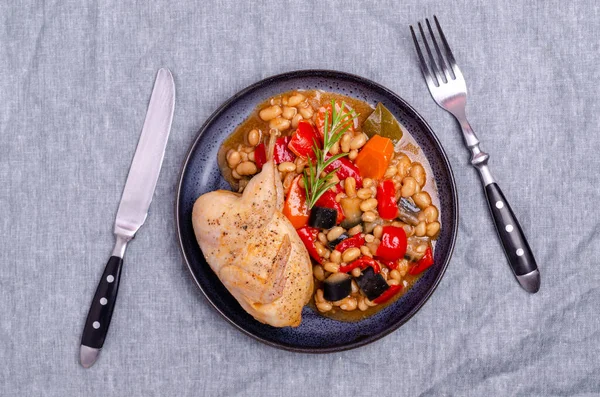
left=287, top=93, right=305, bottom=107
left=330, top=250, right=341, bottom=263
left=327, top=226, right=345, bottom=242
left=423, top=205, right=439, bottom=223
left=401, top=177, right=418, bottom=198
left=278, top=162, right=296, bottom=172
left=282, top=106, right=297, bottom=120
left=291, top=113, right=303, bottom=128
left=360, top=198, right=378, bottom=212
left=373, top=225, right=383, bottom=239
left=236, top=161, right=257, bottom=176
left=269, top=117, right=291, bottom=131
left=340, top=134, right=351, bottom=153
left=298, top=106, right=314, bottom=119
left=413, top=191, right=432, bottom=209
left=384, top=166, right=398, bottom=179
left=345, top=177, right=357, bottom=197
left=426, top=221, right=440, bottom=237
left=350, top=134, right=367, bottom=150
left=342, top=247, right=361, bottom=263
left=415, top=221, right=426, bottom=237
left=226, top=150, right=241, bottom=169
left=410, top=163, right=426, bottom=187
left=247, top=129, right=260, bottom=146
left=313, top=265, right=325, bottom=281
left=357, top=188, right=372, bottom=200
left=259, top=105, right=282, bottom=121
left=347, top=224, right=363, bottom=236
left=323, top=262, right=340, bottom=273
left=362, top=211, right=377, bottom=223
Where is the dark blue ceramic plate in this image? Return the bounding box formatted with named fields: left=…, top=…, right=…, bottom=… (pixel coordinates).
left=176, top=70, right=458, bottom=352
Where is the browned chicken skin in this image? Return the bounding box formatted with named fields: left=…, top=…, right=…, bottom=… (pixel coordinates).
left=192, top=131, right=313, bottom=327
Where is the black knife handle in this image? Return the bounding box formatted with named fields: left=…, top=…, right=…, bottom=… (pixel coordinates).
left=484, top=183, right=537, bottom=277
left=81, top=256, right=123, bottom=349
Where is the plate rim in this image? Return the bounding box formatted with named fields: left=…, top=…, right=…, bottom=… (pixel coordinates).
left=175, top=69, right=459, bottom=353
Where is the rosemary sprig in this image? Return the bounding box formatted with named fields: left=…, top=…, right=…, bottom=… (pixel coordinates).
left=303, top=100, right=358, bottom=209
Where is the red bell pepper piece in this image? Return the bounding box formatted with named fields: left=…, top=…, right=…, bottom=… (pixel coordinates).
left=324, top=156, right=362, bottom=188
left=377, top=180, right=398, bottom=220
left=288, top=121, right=321, bottom=159
left=376, top=226, right=407, bottom=262
left=296, top=226, right=321, bottom=263
left=274, top=136, right=296, bottom=164
left=373, top=284, right=403, bottom=304
left=334, top=234, right=365, bottom=253
left=379, top=259, right=399, bottom=270
left=315, top=103, right=354, bottom=138
left=408, top=246, right=434, bottom=275
left=254, top=143, right=267, bottom=170
left=315, top=104, right=332, bottom=138
left=283, top=175, right=310, bottom=229
left=339, top=256, right=381, bottom=274
left=314, top=189, right=345, bottom=224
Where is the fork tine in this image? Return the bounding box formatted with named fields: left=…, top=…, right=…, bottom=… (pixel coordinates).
left=418, top=22, right=443, bottom=86
left=433, top=15, right=462, bottom=79
left=425, top=18, right=452, bottom=81
left=410, top=25, right=436, bottom=89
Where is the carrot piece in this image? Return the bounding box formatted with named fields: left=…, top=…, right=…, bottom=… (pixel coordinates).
left=354, top=135, right=394, bottom=179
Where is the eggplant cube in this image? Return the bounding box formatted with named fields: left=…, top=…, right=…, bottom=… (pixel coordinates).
left=308, top=206, right=337, bottom=229
left=323, top=273, right=352, bottom=302
left=356, top=267, right=389, bottom=301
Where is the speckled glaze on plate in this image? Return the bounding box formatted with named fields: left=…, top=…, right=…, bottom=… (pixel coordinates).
left=176, top=70, right=458, bottom=352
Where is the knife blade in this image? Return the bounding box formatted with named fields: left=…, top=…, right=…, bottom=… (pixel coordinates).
left=79, top=68, right=175, bottom=368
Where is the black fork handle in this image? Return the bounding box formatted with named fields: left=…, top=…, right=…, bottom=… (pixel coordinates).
left=483, top=183, right=540, bottom=292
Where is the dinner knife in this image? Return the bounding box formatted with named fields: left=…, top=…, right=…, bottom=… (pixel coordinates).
left=80, top=68, right=175, bottom=368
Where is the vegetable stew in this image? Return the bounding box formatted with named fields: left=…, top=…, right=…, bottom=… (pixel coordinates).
left=218, top=90, right=441, bottom=322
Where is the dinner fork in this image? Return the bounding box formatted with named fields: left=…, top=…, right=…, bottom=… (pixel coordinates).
left=410, top=16, right=540, bottom=293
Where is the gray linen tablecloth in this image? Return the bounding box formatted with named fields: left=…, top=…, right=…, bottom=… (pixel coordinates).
left=1, top=1, right=599, bottom=396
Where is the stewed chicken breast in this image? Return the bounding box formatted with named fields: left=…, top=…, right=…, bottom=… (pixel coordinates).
left=192, top=131, right=313, bottom=327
